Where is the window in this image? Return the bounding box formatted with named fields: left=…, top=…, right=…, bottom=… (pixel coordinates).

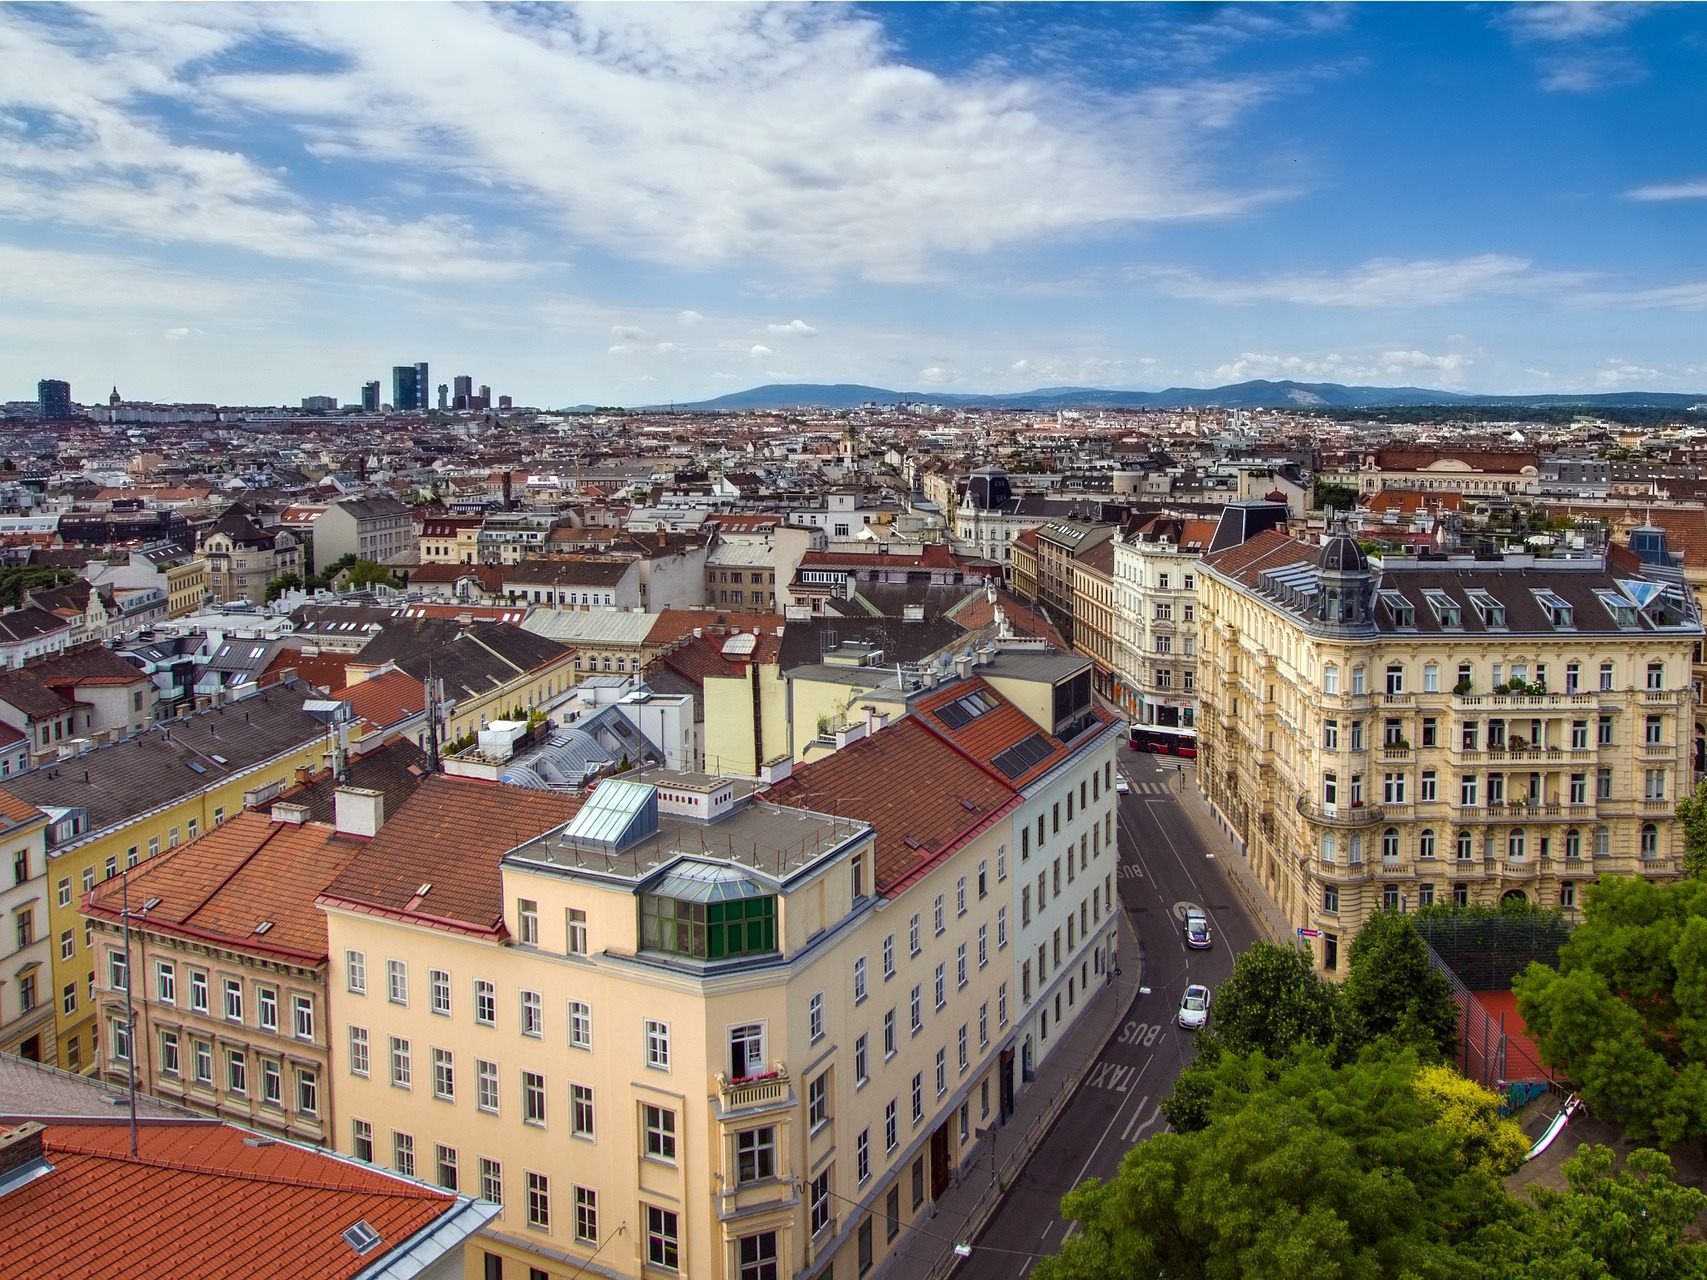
left=978, top=858, right=989, bottom=898
left=956, top=877, right=967, bottom=917
left=352, top=1118, right=372, bottom=1163
left=1601, top=661, right=1615, bottom=691
left=475, top=980, right=495, bottom=1025
left=193, top=1040, right=212, bottom=1084
left=480, top=1158, right=503, bottom=1205
left=155, top=960, right=175, bottom=1004
left=1642, top=823, right=1659, bottom=856
left=910, top=984, right=923, bottom=1034
left=1599, top=715, right=1614, bottom=746
left=1461, top=775, right=1479, bottom=806
left=1646, top=714, right=1664, bottom=746
left=647, top=1205, right=680, bottom=1269
left=160, top=1029, right=180, bottom=1076
left=740, top=1232, right=779, bottom=1280
left=517, top=898, right=539, bottom=944
left=957, top=944, right=968, bottom=988
left=855, top=1033, right=869, bottom=1087
left=977, top=924, right=989, bottom=969
left=1382, top=828, right=1400, bottom=860
left=433, top=1048, right=455, bottom=1100
left=349, top=1026, right=370, bottom=1076
left=646, top=1019, right=671, bottom=1069
left=476, top=1059, right=499, bottom=1112
left=575, top=1186, right=599, bottom=1245
left=430, top=969, right=450, bottom=1015
left=522, top=1071, right=547, bottom=1126
left=572, top=1083, right=595, bottom=1137
left=290, top=993, right=312, bottom=1040
left=999, top=981, right=1008, bottom=1027
left=566, top=908, right=587, bottom=955
left=883, top=1008, right=896, bottom=1058
left=387, top=959, right=407, bottom=1005
left=346, top=950, right=366, bottom=994
left=805, top=1169, right=834, bottom=1239
left=809, top=994, right=825, bottom=1043
left=1323, top=719, right=1339, bottom=750
left=109, top=949, right=129, bottom=993
left=934, top=963, right=946, bottom=1010
left=526, top=1171, right=551, bottom=1231
left=737, top=1126, right=776, bottom=1183
left=958, top=1025, right=969, bottom=1072
left=809, top=1071, right=830, bottom=1130
left=1423, top=663, right=1439, bottom=693
left=394, top=1132, right=415, bottom=1178
left=882, top=934, right=895, bottom=979
left=1323, top=885, right=1340, bottom=913
left=390, top=1037, right=412, bottom=1088
left=227, top=1050, right=247, bottom=1095
left=935, top=1047, right=947, bottom=1097
left=1352, top=666, right=1366, bottom=695
left=569, top=1000, right=592, bottom=1049
left=856, top=1127, right=871, bottom=1186
left=643, top=1104, right=677, bottom=1161
left=521, top=990, right=542, bottom=1037
left=933, top=895, right=945, bottom=935
left=911, top=1072, right=924, bottom=1123
left=1383, top=773, right=1406, bottom=804
left=1648, top=661, right=1665, bottom=691
left=296, top=1069, right=318, bottom=1116
left=1419, top=829, right=1436, bottom=859
left=1420, top=770, right=1437, bottom=802
left=909, top=914, right=921, bottom=956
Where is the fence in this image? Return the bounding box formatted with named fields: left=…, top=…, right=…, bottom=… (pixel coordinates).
left=1421, top=929, right=1561, bottom=1100
left=1416, top=910, right=1572, bottom=990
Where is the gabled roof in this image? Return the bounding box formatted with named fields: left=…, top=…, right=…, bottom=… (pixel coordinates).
left=319, top=776, right=584, bottom=936
left=0, top=606, right=72, bottom=644
left=272, top=736, right=429, bottom=827
left=766, top=717, right=1017, bottom=894
left=2, top=1121, right=479, bottom=1280
left=339, top=669, right=426, bottom=730
left=914, top=676, right=1072, bottom=788
left=84, top=811, right=360, bottom=963
left=1200, top=528, right=1306, bottom=585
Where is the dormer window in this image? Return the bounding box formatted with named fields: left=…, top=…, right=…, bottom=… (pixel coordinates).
left=1533, top=590, right=1574, bottom=630
left=1467, top=590, right=1506, bottom=629
left=1424, top=590, right=1461, bottom=629
left=1379, top=590, right=1414, bottom=629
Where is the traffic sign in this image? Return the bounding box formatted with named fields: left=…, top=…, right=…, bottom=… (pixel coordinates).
left=1296, top=927, right=1321, bottom=938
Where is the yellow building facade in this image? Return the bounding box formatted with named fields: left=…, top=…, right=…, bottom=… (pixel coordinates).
left=1199, top=528, right=1700, bottom=971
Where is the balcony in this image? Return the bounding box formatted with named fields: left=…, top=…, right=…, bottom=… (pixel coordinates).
left=1641, top=690, right=1682, bottom=706
left=1316, top=858, right=1375, bottom=882
left=1498, top=859, right=1539, bottom=880
left=1641, top=856, right=1682, bottom=876
left=717, top=1065, right=792, bottom=1117
left=1642, top=799, right=1675, bottom=815
left=1453, top=692, right=1599, bottom=712
left=1297, top=797, right=1385, bottom=827
left=1484, top=746, right=1566, bottom=763
left=1378, top=745, right=1412, bottom=763
left=1380, top=692, right=1414, bottom=708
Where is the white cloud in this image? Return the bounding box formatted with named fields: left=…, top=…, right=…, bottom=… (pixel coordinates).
left=1207, top=349, right=1472, bottom=386
left=0, top=242, right=268, bottom=315
left=607, top=344, right=633, bottom=355
left=1143, top=255, right=1580, bottom=307
left=1497, top=3, right=1645, bottom=43
left=749, top=345, right=773, bottom=358
left=1536, top=51, right=1644, bottom=92
left=105, top=3, right=1279, bottom=284
left=1594, top=360, right=1662, bottom=389
left=611, top=324, right=648, bottom=340
left=676, top=310, right=705, bottom=326
left=655, top=342, right=678, bottom=353
left=765, top=319, right=818, bottom=336
left=1626, top=178, right=1707, bottom=202
left=919, top=366, right=953, bottom=384
left=1009, top=359, right=1032, bottom=373
left=162, top=326, right=202, bottom=342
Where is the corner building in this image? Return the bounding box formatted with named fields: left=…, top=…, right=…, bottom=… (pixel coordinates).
left=1199, top=525, right=1700, bottom=971
left=322, top=721, right=1042, bottom=1280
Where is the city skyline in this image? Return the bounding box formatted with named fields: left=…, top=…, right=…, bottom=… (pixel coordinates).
left=5, top=2, right=1706, bottom=406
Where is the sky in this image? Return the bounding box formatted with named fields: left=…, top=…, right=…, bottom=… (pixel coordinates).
left=3, top=1, right=1705, bottom=407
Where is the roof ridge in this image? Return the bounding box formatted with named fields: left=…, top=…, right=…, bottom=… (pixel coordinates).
left=173, top=817, right=297, bottom=930
left=48, top=1139, right=444, bottom=1198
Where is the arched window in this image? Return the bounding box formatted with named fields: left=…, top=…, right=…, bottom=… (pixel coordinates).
left=1508, top=828, right=1526, bottom=859
left=1351, top=665, right=1367, bottom=695
left=1423, top=662, right=1439, bottom=693
left=1324, top=665, right=1340, bottom=695
left=1641, top=823, right=1658, bottom=856
left=1564, top=828, right=1581, bottom=859
left=1321, top=832, right=1337, bottom=863
left=1418, top=829, right=1436, bottom=859
left=1456, top=830, right=1473, bottom=861
left=1382, top=828, right=1400, bottom=859
left=1349, top=834, right=1363, bottom=864
left=1594, top=826, right=1610, bottom=857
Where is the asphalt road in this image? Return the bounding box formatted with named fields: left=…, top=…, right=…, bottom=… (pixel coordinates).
left=966, top=750, right=1267, bottom=1278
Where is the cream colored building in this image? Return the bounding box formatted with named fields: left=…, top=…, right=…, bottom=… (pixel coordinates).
left=0, top=796, right=53, bottom=1064
left=1198, top=524, right=1701, bottom=971
left=320, top=726, right=1029, bottom=1280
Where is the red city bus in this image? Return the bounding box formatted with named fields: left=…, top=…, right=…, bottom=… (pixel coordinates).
left=1128, top=723, right=1198, bottom=759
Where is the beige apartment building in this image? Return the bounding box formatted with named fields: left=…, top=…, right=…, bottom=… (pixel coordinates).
left=320, top=721, right=1030, bottom=1280
left=82, top=801, right=374, bottom=1144
left=1198, top=523, right=1701, bottom=971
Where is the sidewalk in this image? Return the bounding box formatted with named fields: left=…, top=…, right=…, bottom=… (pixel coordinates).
left=1171, top=762, right=1294, bottom=944
left=892, top=902, right=1145, bottom=1278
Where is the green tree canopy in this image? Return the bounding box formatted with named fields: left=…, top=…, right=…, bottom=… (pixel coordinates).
left=1342, top=911, right=1459, bottom=1060
left=1514, top=876, right=1707, bottom=1145
left=344, top=559, right=399, bottom=590
left=1312, top=479, right=1360, bottom=513
left=263, top=571, right=302, bottom=603
left=0, top=565, right=74, bottom=609
left=1677, top=778, right=1707, bottom=879
left=1041, top=1048, right=1516, bottom=1280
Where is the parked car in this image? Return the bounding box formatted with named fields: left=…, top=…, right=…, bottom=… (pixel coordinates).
left=1177, top=983, right=1212, bottom=1030
left=1114, top=775, right=1130, bottom=795
left=1183, top=912, right=1212, bottom=950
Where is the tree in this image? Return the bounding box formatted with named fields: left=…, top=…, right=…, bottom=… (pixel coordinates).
left=1342, top=910, right=1459, bottom=1061
left=0, top=565, right=73, bottom=609
left=1039, top=1048, right=1514, bottom=1280
left=263, top=572, right=302, bottom=603
left=1677, top=777, right=1707, bottom=878
left=1161, top=942, right=1347, bottom=1130
left=1312, top=479, right=1359, bottom=513
left=343, top=559, right=398, bottom=590
left=1515, top=876, right=1707, bottom=1145
left=1412, top=1066, right=1528, bottom=1177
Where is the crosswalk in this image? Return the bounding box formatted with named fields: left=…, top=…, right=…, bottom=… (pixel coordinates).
left=1121, top=780, right=1179, bottom=798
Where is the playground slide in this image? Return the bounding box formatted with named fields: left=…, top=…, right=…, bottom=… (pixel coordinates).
left=1523, top=1093, right=1582, bottom=1162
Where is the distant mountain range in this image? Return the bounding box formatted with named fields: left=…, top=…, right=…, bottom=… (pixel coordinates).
left=637, top=379, right=1707, bottom=412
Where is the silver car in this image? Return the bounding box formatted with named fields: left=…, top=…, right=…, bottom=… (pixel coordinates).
left=1177, top=983, right=1212, bottom=1030
left=1184, top=913, right=1212, bottom=950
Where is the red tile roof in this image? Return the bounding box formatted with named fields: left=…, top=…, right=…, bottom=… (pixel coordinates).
left=84, top=811, right=360, bottom=964
left=1360, top=488, right=1465, bottom=515
left=318, top=776, right=584, bottom=937
left=646, top=608, right=786, bottom=650
left=796, top=543, right=966, bottom=571
left=914, top=677, right=1070, bottom=787
left=0, top=789, right=44, bottom=828
left=339, top=669, right=426, bottom=731
left=766, top=718, right=1018, bottom=894
left=3, top=1121, right=458, bottom=1280
left=258, top=648, right=355, bottom=693
left=1200, top=528, right=1309, bottom=586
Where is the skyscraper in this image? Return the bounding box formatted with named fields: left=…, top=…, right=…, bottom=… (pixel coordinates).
left=361, top=380, right=381, bottom=413
left=415, top=361, right=429, bottom=409
left=391, top=365, right=417, bottom=411
left=37, top=379, right=71, bottom=421
left=437, top=383, right=449, bottom=411
left=452, top=374, right=472, bottom=409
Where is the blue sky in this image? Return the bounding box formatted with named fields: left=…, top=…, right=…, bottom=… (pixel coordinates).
left=2, top=1, right=1704, bottom=406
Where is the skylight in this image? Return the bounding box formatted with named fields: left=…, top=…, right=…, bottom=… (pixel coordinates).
left=341, top=1221, right=381, bottom=1255
left=1422, top=590, right=1461, bottom=629
left=1532, top=590, right=1574, bottom=630
left=1466, top=589, right=1505, bottom=629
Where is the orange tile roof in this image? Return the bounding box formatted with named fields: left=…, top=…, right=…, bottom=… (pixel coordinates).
left=339, top=668, right=425, bottom=730
left=1359, top=488, right=1465, bottom=515
left=319, top=776, right=584, bottom=936
left=766, top=718, right=1018, bottom=894
left=258, top=649, right=355, bottom=693
left=1200, top=528, right=1307, bottom=585
left=0, top=789, right=44, bottom=827
left=5, top=1121, right=456, bottom=1280
left=83, top=812, right=359, bottom=963
left=646, top=607, right=786, bottom=650
left=914, top=677, right=1070, bottom=787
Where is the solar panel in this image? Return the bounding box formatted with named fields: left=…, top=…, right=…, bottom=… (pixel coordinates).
left=992, top=732, right=1054, bottom=779
left=935, top=701, right=974, bottom=730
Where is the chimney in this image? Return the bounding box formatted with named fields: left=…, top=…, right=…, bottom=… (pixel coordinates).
left=270, top=801, right=310, bottom=825
left=0, top=1122, right=47, bottom=1182
left=335, top=786, right=385, bottom=838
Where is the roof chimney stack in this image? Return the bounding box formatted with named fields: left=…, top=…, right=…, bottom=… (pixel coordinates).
left=334, top=786, right=385, bottom=838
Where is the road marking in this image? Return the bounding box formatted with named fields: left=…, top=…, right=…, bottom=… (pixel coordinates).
left=1120, top=1099, right=1154, bottom=1143
left=1040, top=1220, right=1056, bottom=1242
left=1068, top=1057, right=1155, bottom=1188
left=1127, top=1106, right=1166, bottom=1144
left=1019, top=1260, right=1033, bottom=1277
left=1063, top=1222, right=1081, bottom=1242
left=1118, top=863, right=1145, bottom=879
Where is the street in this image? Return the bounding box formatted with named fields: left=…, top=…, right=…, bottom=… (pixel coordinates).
left=964, top=750, right=1268, bottom=1278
